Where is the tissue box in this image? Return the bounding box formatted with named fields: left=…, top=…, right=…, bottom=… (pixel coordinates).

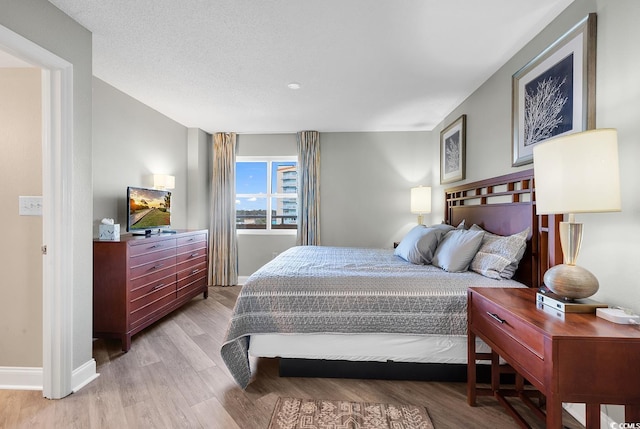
left=99, top=224, right=120, bottom=241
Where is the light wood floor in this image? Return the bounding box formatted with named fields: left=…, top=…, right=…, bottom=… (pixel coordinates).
left=0, top=286, right=583, bottom=428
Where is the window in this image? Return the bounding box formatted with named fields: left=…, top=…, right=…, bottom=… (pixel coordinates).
left=236, top=156, right=298, bottom=233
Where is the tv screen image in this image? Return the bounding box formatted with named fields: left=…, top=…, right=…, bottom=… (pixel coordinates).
left=127, top=186, right=172, bottom=232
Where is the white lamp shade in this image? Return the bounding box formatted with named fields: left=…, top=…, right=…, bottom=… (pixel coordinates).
left=533, top=129, right=621, bottom=215
left=411, top=186, right=432, bottom=214
left=153, top=174, right=175, bottom=190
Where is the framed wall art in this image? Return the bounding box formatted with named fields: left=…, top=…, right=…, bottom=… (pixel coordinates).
left=440, top=114, right=466, bottom=184
left=512, top=13, right=596, bottom=166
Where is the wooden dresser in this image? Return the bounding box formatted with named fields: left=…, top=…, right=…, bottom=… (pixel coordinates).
left=467, top=287, right=640, bottom=428
left=93, top=230, right=209, bottom=351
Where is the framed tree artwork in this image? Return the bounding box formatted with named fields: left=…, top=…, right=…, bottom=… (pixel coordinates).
left=440, top=114, right=466, bottom=184
left=512, top=13, right=596, bottom=166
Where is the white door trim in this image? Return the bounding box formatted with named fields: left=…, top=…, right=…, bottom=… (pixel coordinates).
left=0, top=24, right=77, bottom=399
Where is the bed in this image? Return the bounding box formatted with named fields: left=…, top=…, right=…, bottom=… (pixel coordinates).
left=221, top=170, right=561, bottom=388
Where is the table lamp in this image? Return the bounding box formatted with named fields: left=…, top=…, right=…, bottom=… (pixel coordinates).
left=153, top=174, right=175, bottom=190
left=533, top=129, right=621, bottom=299
left=411, top=186, right=431, bottom=225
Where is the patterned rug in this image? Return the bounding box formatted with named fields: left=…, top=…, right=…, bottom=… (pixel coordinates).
left=268, top=397, right=434, bottom=429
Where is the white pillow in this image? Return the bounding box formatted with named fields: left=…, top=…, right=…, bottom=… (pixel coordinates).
left=432, top=229, right=484, bottom=272
left=394, top=225, right=446, bottom=264
left=469, top=225, right=529, bottom=279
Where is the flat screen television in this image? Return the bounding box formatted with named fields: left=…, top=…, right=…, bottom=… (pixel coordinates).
left=127, top=186, right=172, bottom=234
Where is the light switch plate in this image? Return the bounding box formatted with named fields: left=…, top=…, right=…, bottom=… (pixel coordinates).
left=19, top=196, right=43, bottom=216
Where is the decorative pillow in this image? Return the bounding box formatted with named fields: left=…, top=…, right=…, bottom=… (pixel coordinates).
left=469, top=224, right=529, bottom=280
left=430, top=223, right=455, bottom=233
left=431, top=229, right=484, bottom=273
left=394, top=225, right=446, bottom=264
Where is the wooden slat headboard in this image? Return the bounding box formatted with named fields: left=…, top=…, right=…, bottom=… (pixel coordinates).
left=444, top=169, right=562, bottom=288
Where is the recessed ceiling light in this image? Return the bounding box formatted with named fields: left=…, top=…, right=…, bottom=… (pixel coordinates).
left=287, top=82, right=301, bottom=90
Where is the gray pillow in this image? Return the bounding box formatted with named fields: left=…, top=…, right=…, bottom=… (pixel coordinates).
left=432, top=229, right=484, bottom=272
left=394, top=225, right=445, bottom=264
left=431, top=223, right=455, bottom=233
left=469, top=225, right=529, bottom=279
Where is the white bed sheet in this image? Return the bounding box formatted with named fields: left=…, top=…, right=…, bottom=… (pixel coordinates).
left=249, top=333, right=493, bottom=364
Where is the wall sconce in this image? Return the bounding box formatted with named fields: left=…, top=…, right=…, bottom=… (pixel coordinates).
left=411, top=186, right=432, bottom=225
left=533, top=128, right=621, bottom=299
left=153, top=174, right=175, bottom=190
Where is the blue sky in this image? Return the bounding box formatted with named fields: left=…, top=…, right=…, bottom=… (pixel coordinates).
left=236, top=161, right=296, bottom=211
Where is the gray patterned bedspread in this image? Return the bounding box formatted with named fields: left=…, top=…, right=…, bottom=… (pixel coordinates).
left=221, top=245, right=523, bottom=388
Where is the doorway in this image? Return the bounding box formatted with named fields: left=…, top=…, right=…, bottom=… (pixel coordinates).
left=0, top=24, right=77, bottom=399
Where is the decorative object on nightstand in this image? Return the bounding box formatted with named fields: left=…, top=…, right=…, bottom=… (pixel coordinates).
left=533, top=128, right=621, bottom=299
left=536, top=288, right=607, bottom=313
left=410, top=185, right=431, bottom=225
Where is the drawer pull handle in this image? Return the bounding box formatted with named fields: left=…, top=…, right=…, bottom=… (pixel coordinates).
left=152, top=263, right=164, bottom=270
left=152, top=283, right=165, bottom=290
left=190, top=253, right=199, bottom=257
left=487, top=312, right=506, bottom=324
left=191, top=269, right=199, bottom=274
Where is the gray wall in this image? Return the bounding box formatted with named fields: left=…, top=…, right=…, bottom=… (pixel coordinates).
left=93, top=77, right=190, bottom=233
left=432, top=0, right=640, bottom=313
left=1, top=0, right=93, bottom=371
left=235, top=131, right=436, bottom=277
left=320, top=131, right=435, bottom=247
left=187, top=128, right=211, bottom=230
left=434, top=0, right=637, bottom=422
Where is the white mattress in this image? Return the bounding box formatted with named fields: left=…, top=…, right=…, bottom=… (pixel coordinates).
left=249, top=333, right=493, bottom=364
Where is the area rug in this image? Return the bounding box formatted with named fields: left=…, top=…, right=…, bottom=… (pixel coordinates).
left=268, top=397, right=434, bottom=429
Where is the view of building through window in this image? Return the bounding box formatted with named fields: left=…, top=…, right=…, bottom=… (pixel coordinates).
left=236, top=158, right=298, bottom=231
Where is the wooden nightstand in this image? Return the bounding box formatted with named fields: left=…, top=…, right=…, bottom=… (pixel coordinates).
left=467, top=287, right=640, bottom=429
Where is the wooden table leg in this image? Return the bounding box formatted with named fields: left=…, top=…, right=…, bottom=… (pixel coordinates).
left=626, top=405, right=640, bottom=425
left=585, top=404, right=601, bottom=429
left=490, top=351, right=500, bottom=392
left=467, top=329, right=476, bottom=406
left=546, top=395, right=564, bottom=429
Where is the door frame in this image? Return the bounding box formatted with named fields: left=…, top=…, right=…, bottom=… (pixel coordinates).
left=0, top=24, right=75, bottom=399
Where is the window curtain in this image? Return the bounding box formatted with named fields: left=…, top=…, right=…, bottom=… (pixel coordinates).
left=296, top=131, right=321, bottom=245
left=209, top=132, right=238, bottom=286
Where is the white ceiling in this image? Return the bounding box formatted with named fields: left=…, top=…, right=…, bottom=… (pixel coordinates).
left=45, top=0, right=573, bottom=134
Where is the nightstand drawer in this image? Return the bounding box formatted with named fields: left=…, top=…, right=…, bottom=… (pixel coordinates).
left=470, top=292, right=544, bottom=384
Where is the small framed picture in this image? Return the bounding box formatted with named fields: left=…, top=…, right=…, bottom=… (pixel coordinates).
left=440, top=114, right=466, bottom=184
left=512, top=13, right=596, bottom=166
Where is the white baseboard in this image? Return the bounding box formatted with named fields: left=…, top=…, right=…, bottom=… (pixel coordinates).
left=72, top=358, right=99, bottom=393
left=0, top=366, right=43, bottom=390
left=0, top=358, right=99, bottom=393
left=237, top=276, right=249, bottom=285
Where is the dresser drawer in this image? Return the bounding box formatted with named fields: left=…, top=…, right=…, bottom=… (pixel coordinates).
left=130, top=271, right=177, bottom=300
left=176, top=253, right=207, bottom=274
left=129, top=238, right=177, bottom=257
left=177, top=233, right=207, bottom=247
left=130, top=247, right=176, bottom=269
left=130, top=280, right=176, bottom=313
left=178, top=260, right=207, bottom=281
left=130, top=291, right=177, bottom=329
left=130, top=255, right=176, bottom=280
left=469, top=292, right=544, bottom=384
left=177, top=261, right=208, bottom=298
left=176, top=242, right=206, bottom=263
